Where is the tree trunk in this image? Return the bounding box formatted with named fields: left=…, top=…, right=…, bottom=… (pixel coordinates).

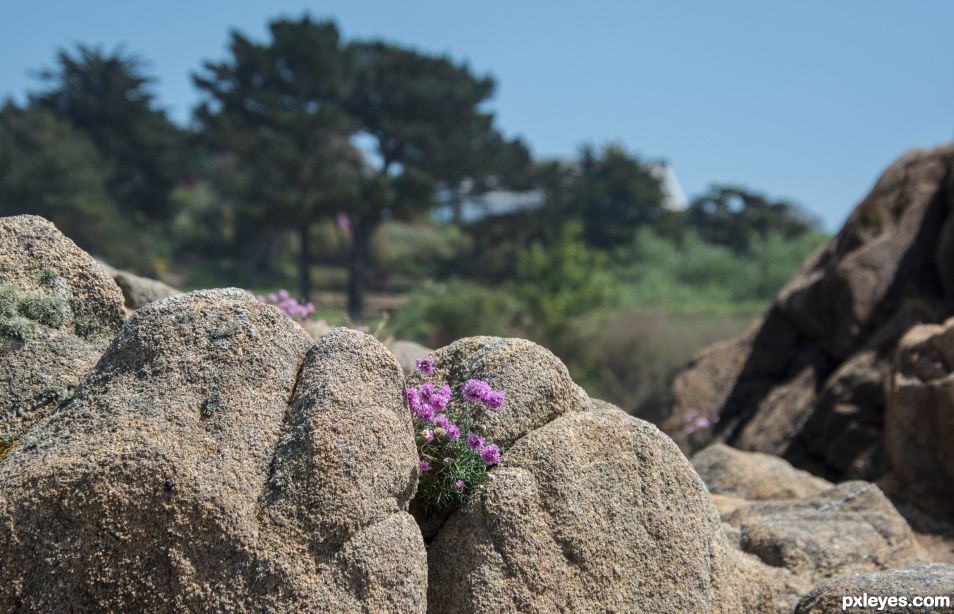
left=347, top=217, right=373, bottom=320
left=298, top=224, right=312, bottom=302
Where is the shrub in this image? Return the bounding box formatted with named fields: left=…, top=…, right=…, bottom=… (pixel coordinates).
left=391, top=280, right=525, bottom=348
left=408, top=355, right=504, bottom=514
left=17, top=295, right=65, bottom=328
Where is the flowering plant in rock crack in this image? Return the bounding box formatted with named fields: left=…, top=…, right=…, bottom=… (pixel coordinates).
left=408, top=354, right=505, bottom=513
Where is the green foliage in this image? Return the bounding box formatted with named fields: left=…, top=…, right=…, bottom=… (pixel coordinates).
left=39, top=268, right=59, bottom=287
left=373, top=222, right=469, bottom=279
left=0, top=284, right=67, bottom=341
left=616, top=228, right=827, bottom=309
left=566, top=144, right=666, bottom=248
left=17, top=295, right=65, bottom=328
left=0, top=285, right=16, bottom=318
left=391, top=281, right=524, bottom=348
left=514, top=222, right=618, bottom=331
left=683, top=185, right=820, bottom=252
left=0, top=317, right=34, bottom=342
left=413, top=427, right=488, bottom=513
left=32, top=45, right=185, bottom=222
left=0, top=104, right=152, bottom=267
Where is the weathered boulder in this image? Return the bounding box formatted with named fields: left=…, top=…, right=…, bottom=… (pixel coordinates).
left=693, top=443, right=833, bottom=501
left=667, top=144, right=954, bottom=487
left=427, top=404, right=746, bottom=614
left=100, top=262, right=181, bottom=309
left=0, top=291, right=427, bottom=612
left=407, top=336, right=588, bottom=449
left=884, top=317, right=954, bottom=517
left=724, top=481, right=925, bottom=585
left=0, top=215, right=125, bottom=438
left=795, top=564, right=954, bottom=613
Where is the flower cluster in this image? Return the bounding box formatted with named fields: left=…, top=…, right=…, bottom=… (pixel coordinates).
left=253, top=289, right=316, bottom=322
left=409, top=355, right=505, bottom=513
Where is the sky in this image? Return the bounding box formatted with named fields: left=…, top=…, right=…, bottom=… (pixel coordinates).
left=1, top=1, right=952, bottom=231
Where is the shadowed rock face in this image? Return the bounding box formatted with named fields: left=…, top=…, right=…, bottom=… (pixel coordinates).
left=884, top=317, right=954, bottom=518
left=0, top=215, right=126, bottom=437
left=668, top=144, right=954, bottom=491
left=0, top=291, right=426, bottom=612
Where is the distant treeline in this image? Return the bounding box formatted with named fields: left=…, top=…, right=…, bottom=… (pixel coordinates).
left=0, top=15, right=821, bottom=318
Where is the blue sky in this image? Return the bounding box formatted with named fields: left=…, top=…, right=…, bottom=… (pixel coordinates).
left=2, top=1, right=952, bottom=230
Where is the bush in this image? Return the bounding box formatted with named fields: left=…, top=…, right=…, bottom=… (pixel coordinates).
left=391, top=280, right=525, bottom=348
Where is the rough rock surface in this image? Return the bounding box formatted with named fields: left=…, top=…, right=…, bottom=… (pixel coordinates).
left=407, top=336, right=588, bottom=449
left=100, top=262, right=181, bottom=309
left=693, top=443, right=833, bottom=501
left=0, top=291, right=427, bottom=612
left=0, top=214, right=125, bottom=437
left=667, top=144, right=954, bottom=490
left=796, top=564, right=954, bottom=613
left=724, top=481, right=925, bottom=584
left=427, top=404, right=745, bottom=614
left=884, top=317, right=954, bottom=517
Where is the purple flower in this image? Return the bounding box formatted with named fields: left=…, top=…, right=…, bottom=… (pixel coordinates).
left=454, top=480, right=464, bottom=491
left=433, top=415, right=449, bottom=430
left=479, top=444, right=500, bottom=466
left=462, top=379, right=492, bottom=403
left=415, top=355, right=435, bottom=375
left=419, top=383, right=435, bottom=400
left=419, top=460, right=430, bottom=472
left=466, top=433, right=484, bottom=450
left=431, top=384, right=452, bottom=412
left=446, top=423, right=460, bottom=441
left=484, top=390, right=506, bottom=411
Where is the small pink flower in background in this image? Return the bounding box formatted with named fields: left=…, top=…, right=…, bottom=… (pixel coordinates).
left=251, top=290, right=315, bottom=323
left=454, top=480, right=464, bottom=491
left=682, top=409, right=719, bottom=436
left=419, top=460, right=430, bottom=472
left=336, top=212, right=351, bottom=232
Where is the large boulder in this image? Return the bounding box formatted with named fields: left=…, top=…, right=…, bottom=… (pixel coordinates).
left=0, top=215, right=125, bottom=438
left=0, top=290, right=427, bottom=612
left=724, top=481, right=925, bottom=585
left=426, top=404, right=746, bottom=614
left=795, top=564, right=954, bottom=613
left=884, top=317, right=954, bottom=517
left=693, top=443, right=833, bottom=501
left=667, top=144, right=954, bottom=487
left=100, top=262, right=181, bottom=309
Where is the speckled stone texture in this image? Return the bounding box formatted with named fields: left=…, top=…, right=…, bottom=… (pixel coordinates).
left=426, top=402, right=745, bottom=614
left=0, top=214, right=126, bottom=436
left=693, top=443, right=834, bottom=501
left=796, top=564, right=954, bottom=614
left=723, top=481, right=925, bottom=585
left=0, top=291, right=426, bottom=612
